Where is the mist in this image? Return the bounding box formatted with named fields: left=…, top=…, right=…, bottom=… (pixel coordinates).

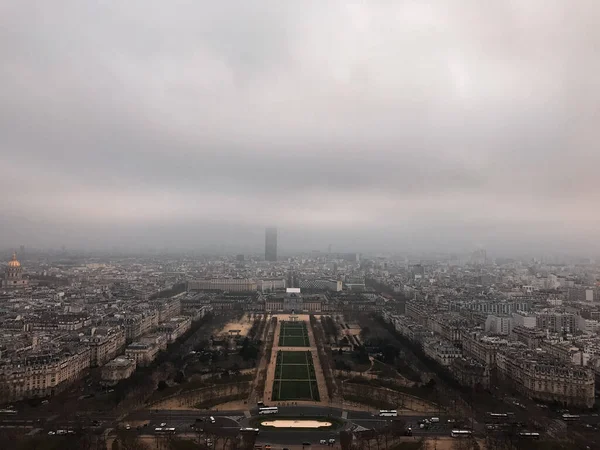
left=1, top=1, right=598, bottom=255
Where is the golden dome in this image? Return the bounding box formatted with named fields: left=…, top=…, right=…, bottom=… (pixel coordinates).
left=7, top=252, right=20, bottom=268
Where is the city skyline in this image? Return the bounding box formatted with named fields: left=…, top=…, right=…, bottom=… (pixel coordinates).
left=1, top=2, right=599, bottom=255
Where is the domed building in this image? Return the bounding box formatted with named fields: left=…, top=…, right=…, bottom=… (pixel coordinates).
left=2, top=252, right=28, bottom=289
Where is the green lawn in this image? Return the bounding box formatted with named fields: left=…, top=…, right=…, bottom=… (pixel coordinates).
left=273, top=380, right=320, bottom=401
left=279, top=351, right=312, bottom=364
left=280, top=364, right=315, bottom=380
left=279, top=334, right=310, bottom=347
left=272, top=350, right=320, bottom=401
left=278, top=322, right=310, bottom=347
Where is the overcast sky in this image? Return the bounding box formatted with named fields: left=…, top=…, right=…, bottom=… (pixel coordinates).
left=1, top=1, right=598, bottom=255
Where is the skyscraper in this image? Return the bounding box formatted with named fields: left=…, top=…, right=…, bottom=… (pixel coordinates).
left=265, top=227, right=277, bottom=261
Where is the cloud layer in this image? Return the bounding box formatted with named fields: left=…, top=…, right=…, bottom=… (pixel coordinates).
left=1, top=1, right=598, bottom=254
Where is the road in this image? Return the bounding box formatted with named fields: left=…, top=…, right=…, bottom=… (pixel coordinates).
left=1, top=405, right=461, bottom=446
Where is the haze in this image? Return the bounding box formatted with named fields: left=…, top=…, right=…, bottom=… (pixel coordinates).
left=1, top=1, right=598, bottom=254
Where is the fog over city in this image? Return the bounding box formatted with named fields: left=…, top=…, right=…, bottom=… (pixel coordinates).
left=1, top=1, right=598, bottom=254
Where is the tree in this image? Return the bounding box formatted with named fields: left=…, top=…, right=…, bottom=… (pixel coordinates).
left=174, top=371, right=185, bottom=384
left=360, top=326, right=371, bottom=341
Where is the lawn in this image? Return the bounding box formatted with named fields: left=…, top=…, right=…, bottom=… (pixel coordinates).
left=272, top=350, right=320, bottom=401
left=280, top=364, right=315, bottom=380
left=273, top=380, right=320, bottom=401
left=278, top=321, right=310, bottom=347
left=279, top=351, right=312, bottom=364
left=279, top=334, right=310, bottom=346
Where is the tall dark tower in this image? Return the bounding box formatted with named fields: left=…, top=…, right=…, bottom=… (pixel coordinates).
left=265, top=227, right=278, bottom=261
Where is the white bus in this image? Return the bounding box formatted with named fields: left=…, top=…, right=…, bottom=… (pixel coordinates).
left=379, top=410, right=398, bottom=417
left=562, top=414, right=580, bottom=421
left=155, top=427, right=176, bottom=434
left=519, top=432, right=540, bottom=440
left=451, top=430, right=473, bottom=438
left=240, top=428, right=260, bottom=434
left=258, top=407, right=278, bottom=415
left=0, top=409, right=17, bottom=415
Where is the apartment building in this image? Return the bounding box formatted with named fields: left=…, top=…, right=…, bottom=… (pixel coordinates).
left=511, top=326, right=545, bottom=348
left=101, top=357, right=136, bottom=385
left=460, top=331, right=515, bottom=367
left=123, top=309, right=159, bottom=343
left=423, top=338, right=462, bottom=366
left=496, top=349, right=595, bottom=408
left=125, top=342, right=160, bottom=367
left=0, top=346, right=91, bottom=403
left=451, top=357, right=491, bottom=390
left=155, top=298, right=181, bottom=322
left=535, top=311, right=578, bottom=333
left=83, top=326, right=126, bottom=367
left=156, top=316, right=192, bottom=343
left=188, top=278, right=257, bottom=292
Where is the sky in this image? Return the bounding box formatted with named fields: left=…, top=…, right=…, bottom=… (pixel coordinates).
left=0, top=1, right=598, bottom=255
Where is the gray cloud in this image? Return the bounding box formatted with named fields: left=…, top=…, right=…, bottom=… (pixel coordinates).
left=1, top=1, right=599, bottom=254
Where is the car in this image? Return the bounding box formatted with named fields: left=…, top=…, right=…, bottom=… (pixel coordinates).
left=447, top=419, right=456, bottom=423
left=125, top=424, right=131, bottom=430
left=320, top=440, right=327, bottom=444
left=328, top=439, right=335, bottom=444
left=265, top=446, right=271, bottom=450
left=41, top=400, right=49, bottom=405
left=210, top=416, right=216, bottom=424
left=160, top=422, right=167, bottom=427
left=404, top=428, right=413, bottom=436
left=56, top=430, right=67, bottom=435
left=48, top=431, right=56, bottom=436
left=430, top=417, right=440, bottom=423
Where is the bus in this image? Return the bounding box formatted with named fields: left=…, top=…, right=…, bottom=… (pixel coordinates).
left=451, top=430, right=473, bottom=438
left=240, top=428, right=260, bottom=434
left=487, top=412, right=512, bottom=421
left=379, top=410, right=398, bottom=417
left=0, top=409, right=17, bottom=415
left=154, top=427, right=176, bottom=434
left=519, top=432, right=540, bottom=440
left=562, top=414, right=580, bottom=421
left=258, top=407, right=278, bottom=415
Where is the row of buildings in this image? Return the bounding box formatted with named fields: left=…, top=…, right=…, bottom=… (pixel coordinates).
left=384, top=303, right=596, bottom=408
left=0, top=253, right=212, bottom=402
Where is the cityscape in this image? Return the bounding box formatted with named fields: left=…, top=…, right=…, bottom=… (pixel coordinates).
left=1, top=1, right=598, bottom=449
left=0, top=237, right=600, bottom=449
